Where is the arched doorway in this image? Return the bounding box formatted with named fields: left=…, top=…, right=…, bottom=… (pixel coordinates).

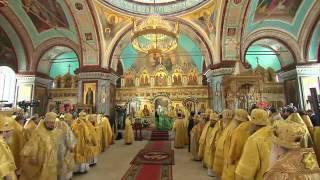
left=153, top=95, right=171, bottom=113
left=0, top=66, right=16, bottom=107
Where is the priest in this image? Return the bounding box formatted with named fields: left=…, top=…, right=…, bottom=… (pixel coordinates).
left=197, top=109, right=211, bottom=160
left=212, top=109, right=236, bottom=177
left=190, top=113, right=205, bottom=160
left=172, top=111, right=187, bottom=148
left=124, top=115, right=134, bottom=145
left=56, top=113, right=76, bottom=180
left=0, top=115, right=17, bottom=180
left=203, top=112, right=222, bottom=176
left=86, top=114, right=100, bottom=166
left=72, top=111, right=91, bottom=173
left=20, top=112, right=60, bottom=180
left=23, top=114, right=40, bottom=144
left=221, top=109, right=250, bottom=179
left=235, top=109, right=272, bottom=180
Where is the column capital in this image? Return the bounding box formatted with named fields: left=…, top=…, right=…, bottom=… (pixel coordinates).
left=205, top=67, right=234, bottom=80
left=77, top=71, right=119, bottom=85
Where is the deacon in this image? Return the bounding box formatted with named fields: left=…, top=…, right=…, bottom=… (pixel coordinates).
left=0, top=116, right=17, bottom=180
left=212, top=109, right=235, bottom=177
left=235, top=109, right=272, bottom=180
left=264, top=120, right=320, bottom=179
left=20, top=112, right=60, bottom=180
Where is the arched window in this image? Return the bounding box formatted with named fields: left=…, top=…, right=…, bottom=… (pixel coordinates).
left=0, top=66, right=16, bottom=105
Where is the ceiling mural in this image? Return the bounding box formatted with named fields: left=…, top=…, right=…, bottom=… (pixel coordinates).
left=100, top=0, right=209, bottom=15
left=245, top=0, right=315, bottom=37
left=254, top=0, right=303, bottom=23
left=21, top=0, right=69, bottom=33
left=0, top=28, right=16, bottom=70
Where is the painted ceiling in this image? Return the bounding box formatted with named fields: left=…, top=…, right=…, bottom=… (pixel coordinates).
left=0, top=0, right=319, bottom=75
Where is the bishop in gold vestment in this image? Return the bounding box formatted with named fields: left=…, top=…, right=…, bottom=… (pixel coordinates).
left=72, top=112, right=91, bottom=173
left=20, top=112, right=60, bottom=180
left=265, top=120, right=320, bottom=180
left=222, top=109, right=250, bottom=179
left=212, top=109, right=235, bottom=177
left=235, top=109, right=272, bottom=180
left=0, top=115, right=17, bottom=180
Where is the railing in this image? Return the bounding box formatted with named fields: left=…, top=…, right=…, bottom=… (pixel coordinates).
left=102, top=0, right=207, bottom=15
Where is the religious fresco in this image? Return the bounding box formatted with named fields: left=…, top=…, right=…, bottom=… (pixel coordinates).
left=83, top=82, right=97, bottom=106
left=254, top=0, right=303, bottom=22
left=21, top=0, right=69, bottom=32
left=0, top=28, right=16, bottom=70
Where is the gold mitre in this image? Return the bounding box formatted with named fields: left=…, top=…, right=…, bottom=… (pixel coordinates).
left=64, top=113, right=73, bottom=122
left=249, top=109, right=269, bottom=126
left=222, top=109, right=234, bottom=120
left=0, top=116, right=14, bottom=131
left=45, top=112, right=57, bottom=122
left=209, top=112, right=219, bottom=121
left=272, top=120, right=306, bottom=149
left=234, top=109, right=249, bottom=122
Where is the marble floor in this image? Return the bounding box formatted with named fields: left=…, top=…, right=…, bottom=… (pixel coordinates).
left=73, top=139, right=215, bottom=180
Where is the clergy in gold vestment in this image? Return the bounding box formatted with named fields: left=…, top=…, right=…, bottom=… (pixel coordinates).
left=212, top=109, right=235, bottom=177
left=71, top=111, right=91, bottom=173
left=314, top=126, right=320, bottom=164
left=286, top=113, right=312, bottom=148
left=197, top=110, right=211, bottom=160
left=101, top=115, right=113, bottom=147
left=235, top=109, right=272, bottom=180
left=20, top=112, right=60, bottom=180
left=7, top=117, right=23, bottom=171
left=23, top=115, right=40, bottom=144
left=0, top=116, right=17, bottom=180
left=190, top=114, right=205, bottom=160
left=56, top=113, right=76, bottom=180
left=222, top=109, right=250, bottom=180
left=264, top=120, right=320, bottom=180
left=86, top=114, right=100, bottom=165
left=173, top=112, right=187, bottom=148
left=203, top=113, right=222, bottom=176
left=124, top=116, right=134, bottom=144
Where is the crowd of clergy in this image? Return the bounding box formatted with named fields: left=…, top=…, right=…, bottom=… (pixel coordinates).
left=0, top=111, right=115, bottom=180
left=172, top=106, right=320, bottom=179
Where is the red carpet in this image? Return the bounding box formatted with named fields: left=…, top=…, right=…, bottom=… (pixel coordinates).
left=122, top=165, right=172, bottom=180
left=122, top=130, right=173, bottom=180
left=130, top=141, right=174, bottom=165
left=151, top=130, right=169, bottom=141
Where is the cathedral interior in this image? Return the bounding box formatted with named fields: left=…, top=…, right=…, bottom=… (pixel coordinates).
left=0, top=0, right=320, bottom=180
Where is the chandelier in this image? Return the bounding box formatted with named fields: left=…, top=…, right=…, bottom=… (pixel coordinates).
left=131, top=15, right=179, bottom=55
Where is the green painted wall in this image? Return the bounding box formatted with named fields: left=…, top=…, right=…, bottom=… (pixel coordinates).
left=308, top=22, right=320, bottom=61
left=245, top=45, right=281, bottom=71
left=120, top=33, right=203, bottom=72
left=49, top=52, right=79, bottom=78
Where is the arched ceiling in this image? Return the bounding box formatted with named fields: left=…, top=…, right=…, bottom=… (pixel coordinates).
left=0, top=0, right=319, bottom=74
left=98, top=0, right=210, bottom=16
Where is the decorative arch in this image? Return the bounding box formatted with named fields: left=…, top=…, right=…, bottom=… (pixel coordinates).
left=242, top=29, right=302, bottom=64
left=106, top=17, right=215, bottom=71
left=33, top=37, right=81, bottom=72
left=0, top=13, right=29, bottom=71
left=306, top=21, right=320, bottom=62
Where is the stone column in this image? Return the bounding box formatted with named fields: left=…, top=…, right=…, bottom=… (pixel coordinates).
left=205, top=68, right=233, bottom=112
left=15, top=74, right=52, bottom=116
left=278, top=64, right=320, bottom=110
left=77, top=70, right=119, bottom=115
